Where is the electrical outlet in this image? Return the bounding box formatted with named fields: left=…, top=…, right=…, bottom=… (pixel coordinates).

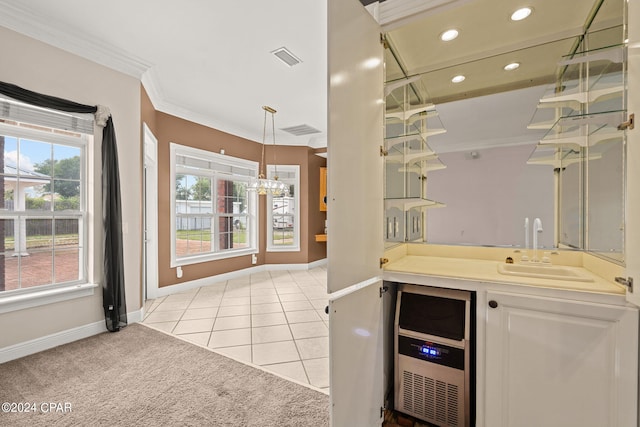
left=251, top=254, right=257, bottom=265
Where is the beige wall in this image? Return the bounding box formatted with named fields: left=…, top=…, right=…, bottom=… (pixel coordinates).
left=154, top=110, right=260, bottom=287
left=141, top=90, right=326, bottom=289
left=0, top=27, right=142, bottom=348
left=141, top=87, right=157, bottom=136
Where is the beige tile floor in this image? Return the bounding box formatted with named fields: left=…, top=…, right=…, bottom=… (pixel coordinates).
left=142, top=266, right=330, bottom=392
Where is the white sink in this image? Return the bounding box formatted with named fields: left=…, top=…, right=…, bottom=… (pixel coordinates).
left=497, top=263, right=594, bottom=282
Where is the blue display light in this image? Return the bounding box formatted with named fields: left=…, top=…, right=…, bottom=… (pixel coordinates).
left=420, top=344, right=440, bottom=357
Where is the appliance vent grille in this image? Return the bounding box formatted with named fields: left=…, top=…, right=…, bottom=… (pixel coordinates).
left=436, top=380, right=447, bottom=424
left=401, top=370, right=460, bottom=427
left=425, top=377, right=435, bottom=419
left=280, top=124, right=321, bottom=136
left=271, top=47, right=302, bottom=67
left=448, top=383, right=459, bottom=426
left=403, top=371, right=413, bottom=412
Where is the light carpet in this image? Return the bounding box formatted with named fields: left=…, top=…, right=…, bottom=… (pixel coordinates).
left=0, top=323, right=329, bottom=426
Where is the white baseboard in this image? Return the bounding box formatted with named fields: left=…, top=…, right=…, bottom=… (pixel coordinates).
left=268, top=258, right=328, bottom=271
left=0, top=308, right=144, bottom=364
left=308, top=258, right=327, bottom=269
left=152, top=258, right=328, bottom=298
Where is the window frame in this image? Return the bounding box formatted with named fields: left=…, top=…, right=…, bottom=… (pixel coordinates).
left=266, top=164, right=300, bottom=252
left=0, top=121, right=94, bottom=313
left=170, top=143, right=258, bottom=267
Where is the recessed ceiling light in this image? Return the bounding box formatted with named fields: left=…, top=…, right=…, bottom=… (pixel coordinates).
left=511, top=7, right=532, bottom=21
left=451, top=75, right=466, bottom=83
left=504, top=62, right=520, bottom=71
left=440, top=29, right=459, bottom=42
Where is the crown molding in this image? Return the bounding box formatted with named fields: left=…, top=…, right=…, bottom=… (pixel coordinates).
left=0, top=1, right=151, bottom=78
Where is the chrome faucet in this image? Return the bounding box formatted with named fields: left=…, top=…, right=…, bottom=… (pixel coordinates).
left=532, top=218, right=543, bottom=262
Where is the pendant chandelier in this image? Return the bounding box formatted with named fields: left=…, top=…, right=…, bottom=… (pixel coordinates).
left=249, top=105, right=290, bottom=196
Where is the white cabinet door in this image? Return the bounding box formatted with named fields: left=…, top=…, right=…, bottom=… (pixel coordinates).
left=485, top=291, right=638, bottom=427
left=327, top=0, right=384, bottom=293
left=329, top=279, right=384, bottom=426
left=626, top=0, right=640, bottom=307
left=327, top=0, right=384, bottom=425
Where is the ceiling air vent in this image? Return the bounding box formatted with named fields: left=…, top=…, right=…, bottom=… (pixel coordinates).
left=272, top=47, right=302, bottom=67
left=281, top=124, right=321, bottom=136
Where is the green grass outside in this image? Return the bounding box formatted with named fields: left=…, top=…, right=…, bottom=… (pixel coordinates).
left=272, top=230, right=294, bottom=245
left=177, top=229, right=247, bottom=244
left=2, top=233, right=79, bottom=250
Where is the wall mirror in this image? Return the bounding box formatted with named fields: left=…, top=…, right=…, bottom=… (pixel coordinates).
left=383, top=0, right=627, bottom=264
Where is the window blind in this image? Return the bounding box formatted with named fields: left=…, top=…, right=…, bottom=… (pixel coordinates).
left=176, top=153, right=256, bottom=177
left=0, top=96, right=94, bottom=134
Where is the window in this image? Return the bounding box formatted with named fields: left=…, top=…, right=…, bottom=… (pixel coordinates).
left=0, top=99, right=91, bottom=300
left=266, top=165, right=300, bottom=252
left=171, top=143, right=258, bottom=266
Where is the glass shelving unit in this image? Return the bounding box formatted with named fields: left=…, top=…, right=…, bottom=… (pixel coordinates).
left=527, top=40, right=627, bottom=262
left=384, top=76, right=446, bottom=242
left=528, top=44, right=626, bottom=156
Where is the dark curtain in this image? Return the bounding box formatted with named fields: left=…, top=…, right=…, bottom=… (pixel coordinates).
left=0, top=81, right=127, bottom=332
left=101, top=116, right=126, bottom=331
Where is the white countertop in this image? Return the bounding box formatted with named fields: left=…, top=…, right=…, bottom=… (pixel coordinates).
left=384, top=254, right=625, bottom=296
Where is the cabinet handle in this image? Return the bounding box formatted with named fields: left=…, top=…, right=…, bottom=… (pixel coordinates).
left=488, top=300, right=498, bottom=309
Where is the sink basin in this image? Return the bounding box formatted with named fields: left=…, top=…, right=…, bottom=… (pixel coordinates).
left=497, top=263, right=594, bottom=282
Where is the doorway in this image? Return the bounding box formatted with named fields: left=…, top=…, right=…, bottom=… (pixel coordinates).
left=143, top=123, right=159, bottom=300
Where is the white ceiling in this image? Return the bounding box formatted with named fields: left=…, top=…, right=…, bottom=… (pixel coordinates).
left=0, top=0, right=623, bottom=152
left=0, top=0, right=328, bottom=147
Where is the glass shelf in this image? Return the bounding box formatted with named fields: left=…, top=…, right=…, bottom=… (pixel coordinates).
left=384, top=197, right=445, bottom=210
left=528, top=106, right=577, bottom=130
left=385, top=75, right=421, bottom=97
left=538, top=44, right=625, bottom=108
left=384, top=129, right=447, bottom=150
left=558, top=44, right=624, bottom=66
left=385, top=74, right=433, bottom=112
left=538, top=74, right=623, bottom=106
left=540, top=110, right=626, bottom=147
left=398, top=157, right=446, bottom=173
left=527, top=145, right=583, bottom=168
left=386, top=103, right=436, bottom=122
left=386, top=146, right=438, bottom=165
left=526, top=145, right=561, bottom=167
left=385, top=125, right=440, bottom=165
